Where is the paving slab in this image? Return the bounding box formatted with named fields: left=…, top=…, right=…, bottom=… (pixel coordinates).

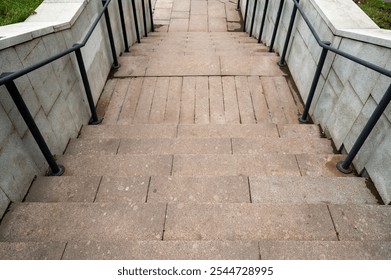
left=118, top=138, right=232, bottom=154
left=232, top=138, right=333, bottom=154
left=189, top=16, right=208, bottom=32
left=59, top=155, right=172, bottom=177
left=220, top=56, right=285, bottom=76
left=172, top=154, right=300, bottom=176
left=177, top=124, right=279, bottom=138
left=25, top=176, right=101, bottom=203
left=329, top=205, right=391, bottom=241
left=65, top=138, right=120, bottom=155
left=278, top=124, right=323, bottom=138
left=259, top=241, right=391, bottom=260
left=63, top=240, right=260, bottom=260
left=79, top=124, right=177, bottom=139
left=222, top=76, right=241, bottom=123
left=164, top=203, right=337, bottom=240
left=209, top=18, right=227, bottom=32
left=0, top=203, right=166, bottom=242
left=250, top=176, right=378, bottom=204
left=0, top=242, right=66, bottom=260
left=296, top=154, right=354, bottom=177
left=146, top=54, right=221, bottom=76
left=114, top=56, right=149, bottom=77
left=95, top=176, right=149, bottom=203
left=169, top=19, right=189, bottom=31
left=148, top=176, right=249, bottom=203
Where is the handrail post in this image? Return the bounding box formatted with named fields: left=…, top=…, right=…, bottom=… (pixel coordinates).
left=337, top=83, right=391, bottom=174
left=299, top=41, right=331, bottom=123
left=74, top=47, right=102, bottom=125
left=269, top=0, right=285, bottom=52
left=3, top=78, right=65, bottom=176
left=258, top=0, right=269, bottom=44
left=102, top=0, right=120, bottom=69
left=131, top=0, right=141, bottom=43
left=243, top=0, right=250, bottom=32
left=278, top=0, right=299, bottom=66
left=249, top=0, right=259, bottom=37
left=148, top=0, right=154, bottom=32
left=141, top=0, right=148, bottom=37
left=118, top=0, right=129, bottom=52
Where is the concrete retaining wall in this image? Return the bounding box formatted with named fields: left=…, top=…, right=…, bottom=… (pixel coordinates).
left=241, top=0, right=391, bottom=204
left=0, top=0, right=152, bottom=217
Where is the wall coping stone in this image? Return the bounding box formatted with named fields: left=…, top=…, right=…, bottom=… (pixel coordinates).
left=306, top=0, right=391, bottom=48
left=0, top=0, right=88, bottom=51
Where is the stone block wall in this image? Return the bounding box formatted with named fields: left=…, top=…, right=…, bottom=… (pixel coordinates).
left=0, top=0, right=152, bottom=217
left=242, top=0, right=391, bottom=204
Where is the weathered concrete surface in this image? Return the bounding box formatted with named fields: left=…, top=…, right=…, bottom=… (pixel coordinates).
left=148, top=176, right=250, bottom=203
left=259, top=241, right=391, bottom=260
left=63, top=241, right=260, bottom=260
left=0, top=242, right=66, bottom=260
left=250, top=176, right=378, bottom=204
left=26, top=176, right=100, bottom=202
left=329, top=205, right=391, bottom=241
left=0, top=203, right=166, bottom=242
left=164, top=203, right=337, bottom=241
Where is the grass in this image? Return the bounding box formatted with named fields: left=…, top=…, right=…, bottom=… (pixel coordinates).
left=355, top=0, right=391, bottom=29
left=0, top=0, right=44, bottom=26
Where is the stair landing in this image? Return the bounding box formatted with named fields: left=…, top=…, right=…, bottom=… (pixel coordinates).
left=0, top=0, right=390, bottom=260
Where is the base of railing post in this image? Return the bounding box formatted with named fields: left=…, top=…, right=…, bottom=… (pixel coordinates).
left=277, top=61, right=286, bottom=67
left=298, top=115, right=309, bottom=124
left=112, top=63, right=121, bottom=70
left=336, top=161, right=353, bottom=174
left=89, top=116, right=103, bottom=125
left=47, top=164, right=66, bottom=176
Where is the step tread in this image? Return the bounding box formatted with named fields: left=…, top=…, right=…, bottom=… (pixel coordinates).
left=1, top=203, right=389, bottom=242
left=2, top=240, right=389, bottom=260
left=59, top=155, right=173, bottom=177
left=249, top=176, right=377, bottom=204
left=258, top=240, right=391, bottom=260
left=26, top=176, right=373, bottom=204
left=115, top=55, right=284, bottom=77
left=65, top=137, right=333, bottom=155
left=164, top=203, right=337, bottom=241
left=0, top=242, right=66, bottom=260
left=63, top=240, right=259, bottom=260
left=0, top=203, right=166, bottom=242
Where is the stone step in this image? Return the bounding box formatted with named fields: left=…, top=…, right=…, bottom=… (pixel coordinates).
left=0, top=202, right=388, bottom=243
left=65, top=137, right=333, bottom=156
left=124, top=49, right=275, bottom=57
left=114, top=54, right=284, bottom=77
left=1, top=203, right=388, bottom=242
left=2, top=240, right=389, bottom=260
left=55, top=153, right=349, bottom=177
left=0, top=240, right=391, bottom=260
left=79, top=124, right=323, bottom=139
left=258, top=240, right=391, bottom=260
left=26, top=175, right=375, bottom=205
left=249, top=176, right=377, bottom=204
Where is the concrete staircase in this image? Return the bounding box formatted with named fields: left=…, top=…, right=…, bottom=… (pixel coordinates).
left=1, top=21, right=390, bottom=259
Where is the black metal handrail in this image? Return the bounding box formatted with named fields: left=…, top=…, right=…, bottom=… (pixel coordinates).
left=0, top=0, right=153, bottom=176
left=248, top=0, right=391, bottom=174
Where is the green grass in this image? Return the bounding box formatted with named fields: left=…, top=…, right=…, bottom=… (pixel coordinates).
left=355, top=0, right=391, bottom=29
left=0, top=0, right=44, bottom=26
